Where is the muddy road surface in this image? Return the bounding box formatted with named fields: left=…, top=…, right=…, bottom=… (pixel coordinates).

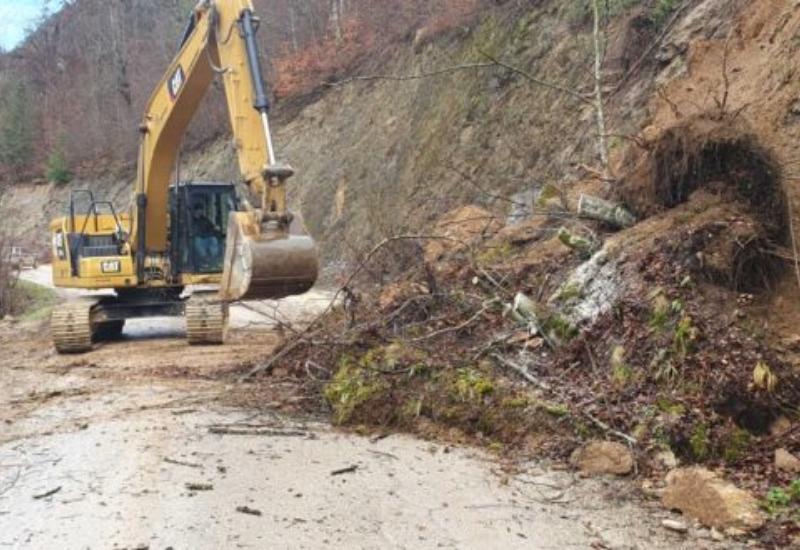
left=0, top=270, right=722, bottom=549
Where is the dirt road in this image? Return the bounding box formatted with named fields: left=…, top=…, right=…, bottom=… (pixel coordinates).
left=0, top=272, right=726, bottom=549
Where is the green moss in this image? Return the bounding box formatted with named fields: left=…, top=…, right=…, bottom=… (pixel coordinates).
left=502, top=396, right=530, bottom=409
left=534, top=399, right=570, bottom=417
left=722, top=428, right=752, bottom=463
left=477, top=242, right=515, bottom=265
left=612, top=364, right=633, bottom=386
left=689, top=423, right=710, bottom=461
left=543, top=314, right=578, bottom=345
left=536, top=183, right=563, bottom=209
left=488, top=441, right=504, bottom=453
left=655, top=397, right=686, bottom=416
left=454, top=368, right=495, bottom=402
left=552, top=281, right=583, bottom=303
left=324, top=356, right=389, bottom=425
left=401, top=398, right=424, bottom=421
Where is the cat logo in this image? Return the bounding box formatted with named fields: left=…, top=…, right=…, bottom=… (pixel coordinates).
left=168, top=65, right=185, bottom=100
left=101, top=260, right=122, bottom=274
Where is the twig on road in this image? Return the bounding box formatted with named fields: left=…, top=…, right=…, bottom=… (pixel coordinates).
left=164, top=457, right=202, bottom=469
left=32, top=486, right=61, bottom=500
left=331, top=465, right=359, bottom=476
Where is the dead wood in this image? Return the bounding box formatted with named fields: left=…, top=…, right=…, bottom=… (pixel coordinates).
left=32, top=486, right=61, bottom=500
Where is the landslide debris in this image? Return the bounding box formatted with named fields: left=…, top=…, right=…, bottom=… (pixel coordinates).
left=235, top=109, right=800, bottom=547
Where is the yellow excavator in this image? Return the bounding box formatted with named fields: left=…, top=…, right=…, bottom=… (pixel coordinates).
left=48, top=0, right=318, bottom=353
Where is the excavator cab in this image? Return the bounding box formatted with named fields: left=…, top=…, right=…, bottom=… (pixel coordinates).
left=169, top=182, right=238, bottom=276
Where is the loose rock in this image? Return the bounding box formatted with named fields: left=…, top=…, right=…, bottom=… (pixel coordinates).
left=775, top=448, right=800, bottom=473
left=661, top=519, right=688, bottom=533
left=570, top=440, right=634, bottom=476
left=661, top=467, right=766, bottom=532
left=770, top=416, right=792, bottom=437
left=654, top=450, right=678, bottom=469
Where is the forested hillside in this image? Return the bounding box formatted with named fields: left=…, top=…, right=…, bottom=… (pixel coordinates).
left=0, top=0, right=482, bottom=182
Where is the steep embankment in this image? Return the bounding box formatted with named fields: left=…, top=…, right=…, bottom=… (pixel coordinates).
left=0, top=1, right=642, bottom=257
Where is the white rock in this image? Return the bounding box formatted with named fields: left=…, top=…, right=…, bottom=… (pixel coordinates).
left=654, top=450, right=678, bottom=469
left=662, top=519, right=688, bottom=533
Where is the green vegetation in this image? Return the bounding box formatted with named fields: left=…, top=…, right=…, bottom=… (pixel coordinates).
left=477, top=242, right=514, bottom=265
left=651, top=0, right=679, bottom=27
left=655, top=397, right=685, bottom=416
left=689, top=422, right=710, bottom=461
left=0, top=80, right=34, bottom=176
left=721, top=427, right=752, bottom=463
left=610, top=345, right=633, bottom=386
left=673, top=316, right=697, bottom=358
left=566, top=0, right=679, bottom=29
left=763, top=480, right=800, bottom=516
left=46, top=144, right=73, bottom=185
left=649, top=293, right=683, bottom=332
left=552, top=281, right=583, bottom=303
left=454, top=368, right=495, bottom=402
left=542, top=314, right=578, bottom=345
left=324, top=355, right=389, bottom=425
left=13, top=281, right=58, bottom=322
left=566, top=0, right=642, bottom=22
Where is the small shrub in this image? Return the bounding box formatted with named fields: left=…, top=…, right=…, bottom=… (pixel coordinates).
left=454, top=368, right=495, bottom=402
left=651, top=0, right=679, bottom=27
left=673, top=316, right=697, bottom=358
left=689, top=422, right=710, bottom=460
left=46, top=146, right=73, bottom=185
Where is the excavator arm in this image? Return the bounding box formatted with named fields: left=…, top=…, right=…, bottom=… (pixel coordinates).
left=133, top=0, right=317, bottom=300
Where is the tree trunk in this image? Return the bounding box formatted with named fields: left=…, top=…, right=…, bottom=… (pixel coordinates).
left=591, top=0, right=610, bottom=178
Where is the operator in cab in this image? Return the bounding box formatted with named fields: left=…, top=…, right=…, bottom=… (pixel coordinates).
left=192, top=202, right=224, bottom=270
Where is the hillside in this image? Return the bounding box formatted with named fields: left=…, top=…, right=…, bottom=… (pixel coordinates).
left=3, top=0, right=800, bottom=545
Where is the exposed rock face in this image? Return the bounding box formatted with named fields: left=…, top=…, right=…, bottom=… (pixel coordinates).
left=775, top=448, right=800, bottom=473
left=549, top=249, right=622, bottom=326
left=661, top=467, right=766, bottom=532
left=570, top=440, right=634, bottom=476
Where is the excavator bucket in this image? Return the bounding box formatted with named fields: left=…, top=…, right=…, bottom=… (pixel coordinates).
left=219, top=211, right=319, bottom=302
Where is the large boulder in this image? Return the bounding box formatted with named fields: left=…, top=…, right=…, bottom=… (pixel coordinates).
left=662, top=467, right=766, bottom=532
left=570, top=440, right=634, bottom=476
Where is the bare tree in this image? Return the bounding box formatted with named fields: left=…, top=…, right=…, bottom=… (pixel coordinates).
left=591, top=0, right=610, bottom=178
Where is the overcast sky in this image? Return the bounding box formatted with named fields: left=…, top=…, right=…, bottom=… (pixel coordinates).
left=0, top=0, right=65, bottom=51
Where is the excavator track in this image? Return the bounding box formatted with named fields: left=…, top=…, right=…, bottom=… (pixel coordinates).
left=186, top=295, right=228, bottom=345
left=51, top=300, right=96, bottom=354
